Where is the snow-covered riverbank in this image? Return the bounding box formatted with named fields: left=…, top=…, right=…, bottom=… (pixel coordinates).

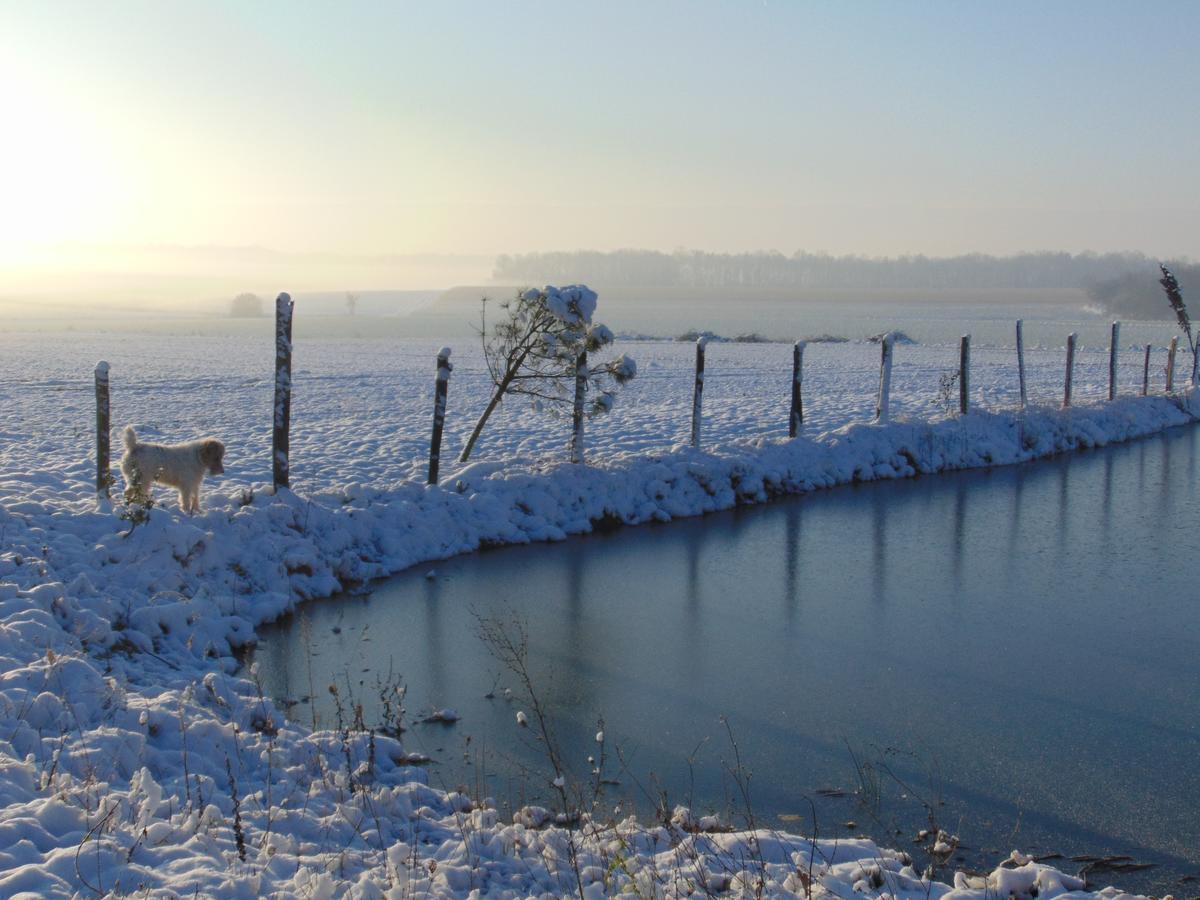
left=0, top=333, right=1192, bottom=896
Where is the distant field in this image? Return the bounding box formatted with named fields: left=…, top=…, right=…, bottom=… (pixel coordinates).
left=433, top=284, right=1090, bottom=309
left=0, top=289, right=440, bottom=338
left=6, top=285, right=1179, bottom=349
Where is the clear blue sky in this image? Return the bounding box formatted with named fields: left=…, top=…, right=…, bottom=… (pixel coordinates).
left=3, top=0, right=1198, bottom=268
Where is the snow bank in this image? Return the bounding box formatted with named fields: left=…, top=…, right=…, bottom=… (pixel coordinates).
left=6, top=391, right=1196, bottom=635
left=0, top=386, right=1193, bottom=894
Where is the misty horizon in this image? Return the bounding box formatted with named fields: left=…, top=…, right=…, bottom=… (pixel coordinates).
left=0, top=243, right=1190, bottom=318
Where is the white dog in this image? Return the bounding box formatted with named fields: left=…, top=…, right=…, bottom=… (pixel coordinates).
left=120, top=426, right=225, bottom=514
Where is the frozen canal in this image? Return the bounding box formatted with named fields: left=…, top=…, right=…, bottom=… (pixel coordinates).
left=253, top=424, right=1200, bottom=893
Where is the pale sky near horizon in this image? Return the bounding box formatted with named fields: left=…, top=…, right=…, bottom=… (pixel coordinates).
left=3, top=0, right=1199, bottom=282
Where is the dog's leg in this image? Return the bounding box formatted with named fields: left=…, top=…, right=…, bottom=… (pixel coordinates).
left=187, top=477, right=201, bottom=514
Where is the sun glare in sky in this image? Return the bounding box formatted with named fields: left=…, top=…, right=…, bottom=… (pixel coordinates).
left=0, top=55, right=123, bottom=254
left=2, top=0, right=1198, bottom=294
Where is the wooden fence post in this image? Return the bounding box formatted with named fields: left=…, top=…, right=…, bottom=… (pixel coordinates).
left=1016, top=319, right=1027, bottom=408
left=273, top=292, right=294, bottom=490
left=1142, top=344, right=1151, bottom=396
left=1108, top=321, right=1120, bottom=401
left=427, top=347, right=452, bottom=485
left=959, top=334, right=970, bottom=415
left=691, top=337, right=706, bottom=448
left=1063, top=333, right=1077, bottom=408
left=789, top=340, right=805, bottom=437
left=1167, top=336, right=1177, bottom=393
left=570, top=350, right=587, bottom=463
left=875, top=333, right=894, bottom=422
left=95, top=361, right=110, bottom=499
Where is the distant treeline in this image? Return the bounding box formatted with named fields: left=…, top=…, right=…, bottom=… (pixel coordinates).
left=494, top=249, right=1190, bottom=307
left=1087, top=261, right=1200, bottom=320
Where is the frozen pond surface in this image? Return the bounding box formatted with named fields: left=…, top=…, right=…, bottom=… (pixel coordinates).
left=253, top=425, right=1200, bottom=892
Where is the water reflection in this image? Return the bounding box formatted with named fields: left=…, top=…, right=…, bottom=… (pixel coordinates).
left=422, top=573, right=447, bottom=700
left=252, top=426, right=1200, bottom=892
left=951, top=475, right=966, bottom=592
left=784, top=500, right=801, bottom=621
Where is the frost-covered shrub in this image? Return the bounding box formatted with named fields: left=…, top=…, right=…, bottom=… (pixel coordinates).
left=118, top=492, right=156, bottom=534
left=1159, top=263, right=1198, bottom=384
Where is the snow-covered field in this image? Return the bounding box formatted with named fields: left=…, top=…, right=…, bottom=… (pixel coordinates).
left=0, top=325, right=1194, bottom=897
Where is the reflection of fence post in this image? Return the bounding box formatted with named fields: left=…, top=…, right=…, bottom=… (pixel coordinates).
left=1167, top=337, right=1178, bottom=393
left=1108, top=321, right=1120, bottom=401
left=1142, top=344, right=1151, bottom=396
left=95, top=361, right=110, bottom=499
left=789, top=340, right=805, bottom=437
left=691, top=338, right=706, bottom=448
left=427, top=347, right=452, bottom=485
left=273, top=292, right=294, bottom=490
left=1016, top=319, right=1027, bottom=408
left=959, top=335, right=970, bottom=415
left=875, top=333, right=894, bottom=422
left=1063, top=333, right=1077, bottom=408
left=570, top=350, right=587, bottom=463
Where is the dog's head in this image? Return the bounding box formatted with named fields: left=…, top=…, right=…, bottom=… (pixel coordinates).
left=200, top=439, right=226, bottom=476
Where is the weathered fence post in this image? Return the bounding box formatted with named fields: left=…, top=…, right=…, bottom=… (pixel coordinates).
left=570, top=350, right=587, bottom=463
left=691, top=337, right=706, bottom=448
left=95, top=361, right=110, bottom=499
left=427, top=347, right=452, bottom=485
left=1015, top=319, right=1027, bottom=408
left=1063, top=333, right=1077, bottom=408
left=789, top=340, right=805, bottom=437
left=1167, top=336, right=1177, bottom=393
left=272, top=292, right=294, bottom=491
left=1108, top=321, right=1120, bottom=401
left=1142, top=344, right=1152, bottom=396
left=959, top=334, right=970, bottom=415
left=875, top=333, right=894, bottom=422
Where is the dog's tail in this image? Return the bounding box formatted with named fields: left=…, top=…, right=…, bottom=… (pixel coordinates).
left=122, top=426, right=139, bottom=454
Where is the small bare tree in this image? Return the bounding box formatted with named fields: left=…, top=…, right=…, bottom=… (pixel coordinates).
left=345, top=292, right=358, bottom=316
left=458, top=285, right=636, bottom=462
left=229, top=292, right=264, bottom=318
left=1159, top=263, right=1198, bottom=384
